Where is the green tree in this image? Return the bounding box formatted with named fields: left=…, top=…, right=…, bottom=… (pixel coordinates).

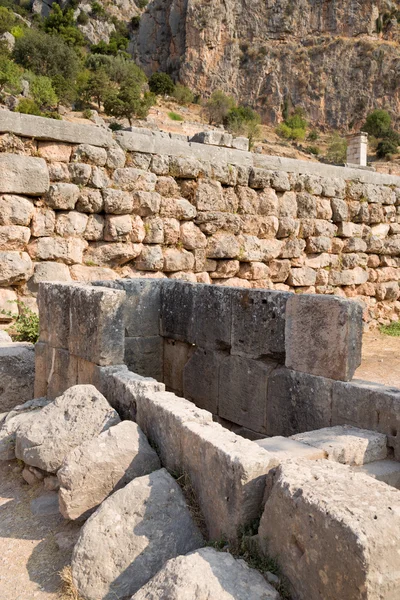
left=13, top=28, right=81, bottom=81
left=104, top=77, right=154, bottom=125
left=148, top=71, right=175, bottom=96
left=204, top=90, right=235, bottom=125
left=51, top=73, right=77, bottom=105
left=363, top=109, right=391, bottom=138
left=84, top=68, right=112, bottom=108
left=27, top=73, right=58, bottom=109
left=85, top=54, right=147, bottom=85
left=43, top=4, right=84, bottom=47
left=225, top=104, right=261, bottom=147
left=0, top=6, right=16, bottom=35
left=0, top=55, right=21, bottom=93
left=376, top=139, right=398, bottom=159
left=326, top=133, right=348, bottom=164
left=172, top=83, right=194, bottom=105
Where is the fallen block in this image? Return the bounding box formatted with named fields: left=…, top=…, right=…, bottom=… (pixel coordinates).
left=352, top=459, right=400, bottom=490
left=0, top=342, right=34, bottom=412
left=254, top=436, right=326, bottom=461
left=259, top=459, right=400, bottom=600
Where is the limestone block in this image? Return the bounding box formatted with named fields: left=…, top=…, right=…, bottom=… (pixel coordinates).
left=112, top=167, right=156, bottom=191
left=206, top=232, right=240, bottom=259
left=55, top=211, right=88, bottom=237
left=31, top=207, right=55, bottom=237
left=0, top=194, right=34, bottom=226
left=269, top=259, right=291, bottom=282
left=271, top=171, right=290, bottom=191
left=236, top=186, right=260, bottom=214
left=37, top=282, right=74, bottom=345
left=238, top=261, right=270, bottom=280
left=180, top=222, right=207, bottom=249
left=28, top=237, right=87, bottom=265
left=210, top=259, right=239, bottom=278
left=83, top=241, right=142, bottom=267
left=16, top=384, right=120, bottom=472
left=46, top=347, right=79, bottom=400
left=194, top=180, right=225, bottom=211
left=83, top=214, right=104, bottom=240
left=169, top=155, right=202, bottom=178
left=71, top=144, right=107, bottom=166
left=265, top=367, right=333, bottom=436
left=33, top=340, right=49, bottom=398
left=254, top=436, right=326, bottom=460
left=0, top=251, right=33, bottom=285
left=0, top=342, right=34, bottom=412
left=231, top=288, right=289, bottom=359
left=58, top=421, right=161, bottom=520
left=287, top=266, right=317, bottom=286
left=104, top=214, right=133, bottom=242
left=69, top=265, right=117, bottom=282
left=160, top=280, right=195, bottom=342
left=0, top=225, right=30, bottom=250
left=0, top=397, right=50, bottom=461
left=332, top=379, right=400, bottom=460
left=155, top=176, right=180, bottom=197
left=132, top=191, right=161, bottom=216
left=329, top=267, right=368, bottom=286
left=143, top=216, right=164, bottom=243
left=292, top=425, right=387, bottom=466
left=97, top=368, right=164, bottom=421
left=0, top=154, right=49, bottom=195
left=28, top=261, right=71, bottom=293
left=0, top=111, right=113, bottom=146
left=160, top=197, right=196, bottom=220
left=71, top=469, right=204, bottom=600
left=68, top=162, right=91, bottom=185
left=249, top=167, right=271, bottom=189
left=258, top=460, right=400, bottom=600
left=337, top=221, right=364, bottom=237
left=69, top=285, right=126, bottom=365
left=218, top=355, right=278, bottom=434
left=183, top=347, right=226, bottom=414
left=277, top=217, right=299, bottom=238
left=163, top=248, right=195, bottom=272
left=343, top=237, right=368, bottom=253
left=278, top=191, right=297, bottom=217
left=106, top=146, right=126, bottom=169
left=285, top=294, right=362, bottom=381
left=46, top=183, right=80, bottom=210
left=196, top=211, right=241, bottom=235
left=211, top=162, right=238, bottom=185
left=131, top=548, right=279, bottom=600
left=127, top=152, right=151, bottom=170
left=135, top=245, right=164, bottom=271
left=352, top=459, right=400, bottom=489
left=102, top=189, right=132, bottom=215
left=150, top=154, right=170, bottom=175
left=279, top=238, right=305, bottom=258
left=306, top=235, right=332, bottom=253
left=38, top=141, right=72, bottom=162
left=181, top=420, right=275, bottom=539
left=164, top=338, right=194, bottom=396
left=89, top=166, right=110, bottom=189
left=124, top=336, right=163, bottom=381
left=259, top=188, right=279, bottom=215
left=76, top=188, right=103, bottom=213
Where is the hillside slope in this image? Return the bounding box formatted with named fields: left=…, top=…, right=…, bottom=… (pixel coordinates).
left=132, top=0, right=400, bottom=128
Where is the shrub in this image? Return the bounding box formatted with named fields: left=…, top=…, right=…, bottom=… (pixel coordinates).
left=148, top=71, right=175, bottom=96
left=82, top=107, right=93, bottom=119
left=0, top=6, right=16, bottom=34
left=376, top=139, right=398, bottom=159
left=307, top=145, right=320, bottom=155
left=43, top=4, right=84, bottom=47
left=25, top=73, right=58, bottom=109
left=0, top=55, right=21, bottom=93
left=276, top=108, right=307, bottom=141
left=225, top=104, right=261, bottom=147
left=308, top=129, right=319, bottom=141
left=16, top=97, right=42, bottom=115
left=204, top=90, right=235, bottom=125
left=131, top=15, right=140, bottom=28
left=109, top=121, right=123, bottom=131
left=291, top=127, right=306, bottom=141
left=172, top=83, right=194, bottom=105
left=326, top=133, right=348, bottom=164
left=168, top=111, right=183, bottom=121
left=91, top=2, right=107, bottom=18
left=10, top=24, right=24, bottom=38
left=10, top=302, right=39, bottom=343
left=136, top=0, right=148, bottom=8
left=276, top=122, right=292, bottom=139
left=77, top=11, right=89, bottom=25
left=285, top=109, right=307, bottom=131
left=363, top=109, right=391, bottom=138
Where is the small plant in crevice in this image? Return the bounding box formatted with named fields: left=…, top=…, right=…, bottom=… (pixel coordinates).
left=169, top=470, right=208, bottom=539
left=59, top=565, right=84, bottom=600
left=0, top=300, right=39, bottom=343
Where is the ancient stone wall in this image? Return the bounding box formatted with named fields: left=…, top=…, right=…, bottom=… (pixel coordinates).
left=1, top=110, right=400, bottom=328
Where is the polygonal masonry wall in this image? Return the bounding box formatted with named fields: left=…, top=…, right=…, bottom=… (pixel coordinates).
left=2, top=109, right=400, bottom=329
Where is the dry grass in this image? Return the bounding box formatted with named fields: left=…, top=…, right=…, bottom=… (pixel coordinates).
left=173, top=471, right=208, bottom=539
left=59, top=566, right=83, bottom=600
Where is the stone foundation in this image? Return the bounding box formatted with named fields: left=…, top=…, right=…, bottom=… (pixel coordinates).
left=1, top=111, right=400, bottom=328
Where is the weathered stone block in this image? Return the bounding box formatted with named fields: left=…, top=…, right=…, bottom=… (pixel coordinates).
left=231, top=288, right=289, bottom=360
left=124, top=336, right=163, bottom=381
left=254, top=436, right=326, bottom=460
left=47, top=347, right=78, bottom=400
left=265, top=367, right=333, bottom=436
left=183, top=347, right=226, bottom=414
left=135, top=245, right=163, bottom=271
left=259, top=460, right=400, bottom=600
left=190, top=284, right=232, bottom=349
left=34, top=340, right=49, bottom=398
left=37, top=282, right=75, bottom=347
left=0, top=251, right=33, bottom=285
left=163, top=247, right=195, bottom=272
left=352, top=459, right=400, bottom=489
left=0, top=342, right=34, bottom=412
left=28, top=237, right=87, bottom=265
left=163, top=338, right=194, bottom=395
left=285, top=294, right=363, bottom=381
left=218, top=355, right=278, bottom=433
left=292, top=425, right=387, bottom=466
left=69, top=285, right=126, bottom=366
left=160, top=280, right=196, bottom=342
left=0, top=154, right=49, bottom=195
left=0, top=194, right=34, bottom=226
left=332, top=379, right=400, bottom=460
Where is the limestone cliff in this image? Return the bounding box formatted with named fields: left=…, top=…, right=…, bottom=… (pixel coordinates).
left=133, top=0, right=400, bottom=128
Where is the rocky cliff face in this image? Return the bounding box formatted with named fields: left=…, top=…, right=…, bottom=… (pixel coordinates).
left=133, top=0, right=400, bottom=128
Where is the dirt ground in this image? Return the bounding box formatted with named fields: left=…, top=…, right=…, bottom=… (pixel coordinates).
left=355, top=331, right=400, bottom=387
left=0, top=461, right=81, bottom=600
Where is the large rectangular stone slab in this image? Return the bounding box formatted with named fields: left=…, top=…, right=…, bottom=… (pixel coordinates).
left=190, top=284, right=232, bottom=350
left=254, top=436, right=326, bottom=461
left=47, top=347, right=78, bottom=400
left=352, top=459, right=400, bottom=489
left=160, top=280, right=196, bottom=342
left=265, top=367, right=333, bottom=436
left=285, top=294, right=362, bottom=381
left=292, top=425, right=388, bottom=466
left=181, top=420, right=276, bottom=540
left=163, top=338, right=194, bottom=396
left=34, top=341, right=49, bottom=398
left=124, top=336, right=163, bottom=381
left=0, top=154, right=49, bottom=195
left=218, top=356, right=278, bottom=434
left=231, top=289, right=289, bottom=360
left=0, top=110, right=113, bottom=147
left=0, top=342, right=34, bottom=411
left=183, top=347, right=226, bottom=414
left=332, top=379, right=400, bottom=460
left=37, top=282, right=77, bottom=348
left=259, top=459, right=400, bottom=600
left=94, top=278, right=163, bottom=337
left=69, top=285, right=126, bottom=366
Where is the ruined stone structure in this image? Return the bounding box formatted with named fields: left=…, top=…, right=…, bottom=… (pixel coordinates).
left=1, top=111, right=400, bottom=329
left=347, top=132, right=369, bottom=167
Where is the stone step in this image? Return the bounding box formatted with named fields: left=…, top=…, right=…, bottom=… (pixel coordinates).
left=291, top=425, right=388, bottom=466
left=254, top=435, right=326, bottom=460
left=352, top=459, right=400, bottom=490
